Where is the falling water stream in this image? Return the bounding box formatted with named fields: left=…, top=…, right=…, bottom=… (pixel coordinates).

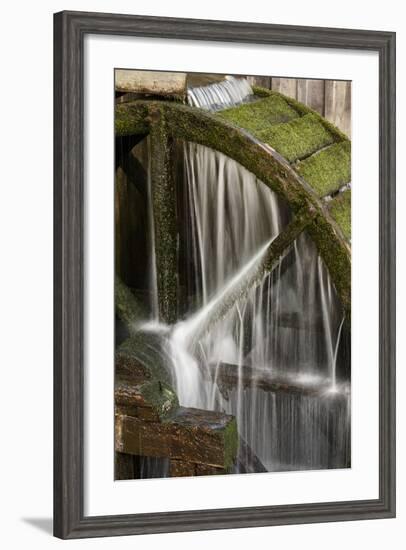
left=141, top=77, right=350, bottom=474
left=187, top=75, right=254, bottom=111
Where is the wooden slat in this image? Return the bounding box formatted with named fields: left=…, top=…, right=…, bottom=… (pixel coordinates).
left=271, top=77, right=297, bottom=98
left=297, top=79, right=325, bottom=116
left=296, top=141, right=351, bottom=197
left=247, top=75, right=271, bottom=88
left=325, top=80, right=352, bottom=137
left=262, top=113, right=335, bottom=162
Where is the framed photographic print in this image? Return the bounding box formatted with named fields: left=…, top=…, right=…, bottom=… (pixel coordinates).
left=54, top=10, right=396, bottom=539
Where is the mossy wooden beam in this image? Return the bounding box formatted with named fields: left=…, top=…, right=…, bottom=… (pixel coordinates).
left=115, top=100, right=351, bottom=314
left=115, top=275, right=148, bottom=333
left=149, top=106, right=178, bottom=324
left=218, top=95, right=299, bottom=133
left=116, top=100, right=317, bottom=208
left=257, top=114, right=336, bottom=163
left=115, top=101, right=150, bottom=136
left=296, top=141, right=351, bottom=197
left=307, top=210, right=351, bottom=313
left=327, top=189, right=351, bottom=241
left=210, top=362, right=347, bottom=400
left=252, top=85, right=349, bottom=143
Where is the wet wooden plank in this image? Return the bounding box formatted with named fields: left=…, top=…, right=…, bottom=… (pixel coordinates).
left=195, top=463, right=225, bottom=476
left=115, top=374, right=179, bottom=422
left=115, top=406, right=238, bottom=469
left=209, top=362, right=334, bottom=397
left=169, top=459, right=196, bottom=477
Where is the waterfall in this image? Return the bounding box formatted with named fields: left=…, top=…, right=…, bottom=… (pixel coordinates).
left=139, top=77, right=350, bottom=474
left=187, top=76, right=254, bottom=111
left=167, top=141, right=350, bottom=471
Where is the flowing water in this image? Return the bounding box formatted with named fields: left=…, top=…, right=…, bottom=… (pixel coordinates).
left=187, top=75, right=254, bottom=111
left=140, top=77, right=350, bottom=474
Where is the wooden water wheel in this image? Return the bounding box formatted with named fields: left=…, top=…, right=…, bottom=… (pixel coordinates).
left=114, top=76, right=352, bottom=477
left=115, top=84, right=351, bottom=321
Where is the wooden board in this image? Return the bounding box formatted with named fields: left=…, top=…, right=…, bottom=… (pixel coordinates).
left=297, top=79, right=325, bottom=115
left=115, top=406, right=237, bottom=469
left=115, top=69, right=187, bottom=98
left=325, top=80, right=352, bottom=137
left=271, top=77, right=297, bottom=98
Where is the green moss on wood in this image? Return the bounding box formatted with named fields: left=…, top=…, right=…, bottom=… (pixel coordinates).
left=149, top=108, right=179, bottom=324
left=252, top=86, right=349, bottom=143
left=217, top=95, right=299, bottom=134
left=116, top=333, right=173, bottom=387
left=296, top=141, right=351, bottom=197
left=137, top=380, right=179, bottom=420
left=257, top=113, right=336, bottom=163
left=115, top=102, right=149, bottom=136
left=115, top=275, right=147, bottom=332
left=222, top=417, right=238, bottom=471
left=252, top=86, right=274, bottom=98
left=306, top=217, right=351, bottom=315
left=115, top=100, right=351, bottom=314
left=328, top=189, right=351, bottom=241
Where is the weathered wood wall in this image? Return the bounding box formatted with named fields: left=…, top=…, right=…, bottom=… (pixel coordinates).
left=247, top=77, right=351, bottom=137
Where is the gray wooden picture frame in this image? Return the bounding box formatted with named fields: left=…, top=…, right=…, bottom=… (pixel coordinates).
left=54, top=10, right=396, bottom=539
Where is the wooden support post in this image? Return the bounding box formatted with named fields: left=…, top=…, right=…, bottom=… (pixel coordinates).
left=149, top=108, right=178, bottom=324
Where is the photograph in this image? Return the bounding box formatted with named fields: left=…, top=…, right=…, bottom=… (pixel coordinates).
left=114, top=70, right=352, bottom=480
left=0, top=2, right=398, bottom=546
